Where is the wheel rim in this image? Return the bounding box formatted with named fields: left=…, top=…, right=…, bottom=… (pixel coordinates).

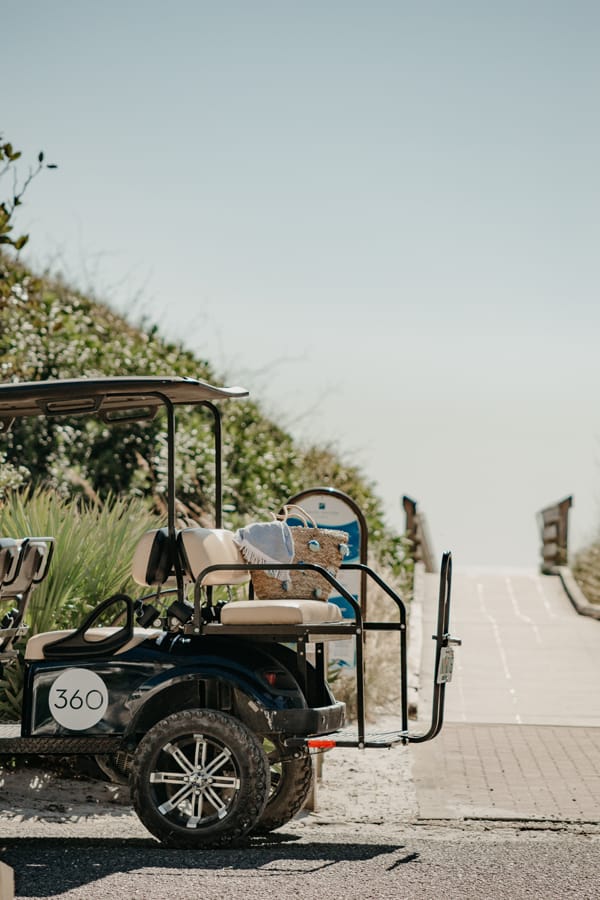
left=149, top=732, right=241, bottom=829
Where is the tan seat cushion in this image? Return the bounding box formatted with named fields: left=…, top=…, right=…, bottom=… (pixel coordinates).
left=131, top=529, right=179, bottom=588
left=25, top=627, right=162, bottom=660
left=179, top=528, right=250, bottom=586
left=220, top=598, right=343, bottom=626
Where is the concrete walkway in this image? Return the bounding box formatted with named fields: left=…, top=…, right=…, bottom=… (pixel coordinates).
left=411, top=567, right=600, bottom=821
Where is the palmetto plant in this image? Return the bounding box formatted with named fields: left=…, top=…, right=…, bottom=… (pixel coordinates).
left=0, top=488, right=160, bottom=720
left=0, top=487, right=160, bottom=633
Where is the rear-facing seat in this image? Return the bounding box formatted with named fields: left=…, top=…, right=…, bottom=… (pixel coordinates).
left=131, top=527, right=181, bottom=589
left=178, top=527, right=343, bottom=626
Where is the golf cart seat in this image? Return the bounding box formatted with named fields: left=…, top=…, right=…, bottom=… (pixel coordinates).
left=25, top=531, right=174, bottom=661
left=178, top=527, right=251, bottom=586
left=27, top=528, right=190, bottom=660
left=1, top=537, right=53, bottom=598
left=0, top=538, right=20, bottom=589
left=25, top=621, right=163, bottom=660
left=178, top=527, right=343, bottom=626
left=0, top=537, right=55, bottom=656
left=220, top=597, right=343, bottom=625
left=131, top=527, right=185, bottom=588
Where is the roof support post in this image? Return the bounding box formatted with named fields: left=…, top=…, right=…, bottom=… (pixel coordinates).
left=203, top=402, right=222, bottom=528
left=164, top=396, right=185, bottom=599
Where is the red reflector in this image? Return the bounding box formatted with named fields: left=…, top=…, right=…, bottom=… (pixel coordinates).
left=264, top=672, right=277, bottom=687
left=308, top=739, right=337, bottom=749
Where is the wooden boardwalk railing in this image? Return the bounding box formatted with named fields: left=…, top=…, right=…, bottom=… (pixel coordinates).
left=403, top=495, right=437, bottom=573
left=537, top=495, right=573, bottom=572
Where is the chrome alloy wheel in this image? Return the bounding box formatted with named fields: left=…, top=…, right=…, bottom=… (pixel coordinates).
left=131, top=709, right=270, bottom=847
left=149, top=733, right=241, bottom=827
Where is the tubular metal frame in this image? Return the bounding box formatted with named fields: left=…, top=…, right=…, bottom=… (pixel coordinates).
left=186, top=552, right=455, bottom=749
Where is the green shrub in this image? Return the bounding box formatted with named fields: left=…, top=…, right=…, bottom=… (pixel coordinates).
left=572, top=541, right=600, bottom=605
left=0, top=255, right=412, bottom=584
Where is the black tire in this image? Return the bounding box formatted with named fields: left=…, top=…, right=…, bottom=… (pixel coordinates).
left=130, top=709, right=270, bottom=848
left=253, top=739, right=313, bottom=833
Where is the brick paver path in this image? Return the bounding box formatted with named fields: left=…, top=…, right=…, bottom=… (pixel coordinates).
left=412, top=568, right=600, bottom=821
left=413, top=723, right=600, bottom=820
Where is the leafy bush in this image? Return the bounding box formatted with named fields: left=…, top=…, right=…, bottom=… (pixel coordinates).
left=0, top=258, right=411, bottom=580
left=572, top=541, right=600, bottom=605
left=0, top=136, right=403, bottom=561
left=0, top=450, right=26, bottom=498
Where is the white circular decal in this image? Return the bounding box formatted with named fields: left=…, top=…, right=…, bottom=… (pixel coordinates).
left=49, top=668, right=109, bottom=730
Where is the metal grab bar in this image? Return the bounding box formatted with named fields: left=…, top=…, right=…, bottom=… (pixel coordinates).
left=408, top=551, right=460, bottom=743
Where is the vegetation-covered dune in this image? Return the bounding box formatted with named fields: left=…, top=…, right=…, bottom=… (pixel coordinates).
left=0, top=253, right=407, bottom=573
left=0, top=132, right=403, bottom=566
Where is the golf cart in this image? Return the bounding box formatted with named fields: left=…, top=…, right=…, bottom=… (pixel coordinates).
left=0, top=376, right=459, bottom=848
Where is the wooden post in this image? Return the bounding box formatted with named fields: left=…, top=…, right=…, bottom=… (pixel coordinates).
left=0, top=862, right=14, bottom=900
left=403, top=496, right=437, bottom=573
left=303, top=753, right=323, bottom=813
left=537, top=496, right=573, bottom=572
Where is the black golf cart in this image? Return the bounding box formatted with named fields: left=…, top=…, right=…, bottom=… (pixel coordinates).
left=0, top=376, right=459, bottom=848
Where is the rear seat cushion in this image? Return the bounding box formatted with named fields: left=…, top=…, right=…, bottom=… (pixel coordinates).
left=178, top=528, right=250, bottom=586
left=220, top=598, right=343, bottom=626
left=131, top=529, right=178, bottom=587
left=25, top=627, right=162, bottom=660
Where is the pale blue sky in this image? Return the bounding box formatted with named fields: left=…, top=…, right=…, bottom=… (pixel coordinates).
left=3, top=1, right=600, bottom=566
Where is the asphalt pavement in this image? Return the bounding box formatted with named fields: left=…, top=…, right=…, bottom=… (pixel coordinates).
left=2, top=824, right=599, bottom=900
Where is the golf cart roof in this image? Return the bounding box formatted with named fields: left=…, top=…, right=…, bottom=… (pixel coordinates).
left=0, top=376, right=249, bottom=428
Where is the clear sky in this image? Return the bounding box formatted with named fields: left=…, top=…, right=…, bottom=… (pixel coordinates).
left=3, top=1, right=600, bottom=567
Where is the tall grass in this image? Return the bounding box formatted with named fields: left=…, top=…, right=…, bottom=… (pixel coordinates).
left=0, top=487, right=161, bottom=721
left=0, top=487, right=161, bottom=633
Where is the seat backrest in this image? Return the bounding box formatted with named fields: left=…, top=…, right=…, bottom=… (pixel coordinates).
left=178, top=528, right=250, bottom=586
left=0, top=537, right=54, bottom=657
left=1, top=537, right=53, bottom=597
left=0, top=538, right=20, bottom=591
left=132, top=528, right=180, bottom=588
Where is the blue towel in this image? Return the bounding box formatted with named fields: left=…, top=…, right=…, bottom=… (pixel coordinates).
left=234, top=521, right=294, bottom=579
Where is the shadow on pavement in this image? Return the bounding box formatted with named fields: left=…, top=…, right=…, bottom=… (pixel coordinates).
left=0, top=834, right=418, bottom=897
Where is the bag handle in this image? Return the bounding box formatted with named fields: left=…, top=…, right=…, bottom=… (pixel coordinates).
left=277, top=504, right=317, bottom=528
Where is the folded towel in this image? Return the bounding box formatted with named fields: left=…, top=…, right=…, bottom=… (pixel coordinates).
left=234, top=521, right=294, bottom=579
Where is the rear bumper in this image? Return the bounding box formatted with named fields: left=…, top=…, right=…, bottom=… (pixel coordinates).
left=241, top=699, right=346, bottom=739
